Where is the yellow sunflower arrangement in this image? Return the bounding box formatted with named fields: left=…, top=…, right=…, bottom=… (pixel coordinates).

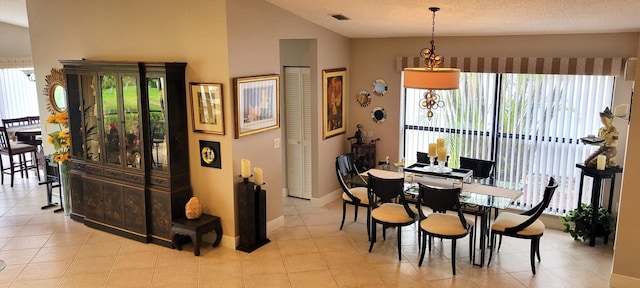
left=46, top=112, right=70, bottom=163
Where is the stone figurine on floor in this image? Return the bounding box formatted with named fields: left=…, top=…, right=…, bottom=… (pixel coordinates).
left=584, top=107, right=618, bottom=168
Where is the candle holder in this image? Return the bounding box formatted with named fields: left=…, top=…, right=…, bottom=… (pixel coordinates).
left=429, top=156, right=436, bottom=171
left=437, top=160, right=445, bottom=173
left=240, top=175, right=253, bottom=184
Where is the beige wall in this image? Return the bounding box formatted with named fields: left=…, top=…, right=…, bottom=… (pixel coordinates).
left=611, top=36, right=640, bottom=285
left=26, top=0, right=350, bottom=248
left=27, top=0, right=234, bottom=244
left=0, top=22, right=31, bottom=57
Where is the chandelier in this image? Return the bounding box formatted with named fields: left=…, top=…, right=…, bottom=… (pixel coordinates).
left=403, top=7, right=460, bottom=119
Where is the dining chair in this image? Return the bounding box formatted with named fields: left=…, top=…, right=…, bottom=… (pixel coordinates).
left=0, top=126, right=40, bottom=187
left=367, top=173, right=417, bottom=260
left=417, top=183, right=473, bottom=275
left=1, top=117, right=31, bottom=128
left=459, top=156, right=497, bottom=241
left=335, top=153, right=370, bottom=236
left=487, top=177, right=558, bottom=274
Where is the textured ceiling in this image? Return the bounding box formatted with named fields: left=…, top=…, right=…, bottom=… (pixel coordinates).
left=265, top=0, right=640, bottom=38
left=2, top=0, right=640, bottom=38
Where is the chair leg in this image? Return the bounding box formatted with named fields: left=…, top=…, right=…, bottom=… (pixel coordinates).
left=452, top=239, right=457, bottom=275
left=368, top=221, right=376, bottom=253
left=366, top=208, right=371, bottom=241
left=536, top=237, right=541, bottom=262
left=340, top=201, right=347, bottom=230
left=487, top=232, right=496, bottom=266
left=530, top=238, right=537, bottom=275
left=353, top=204, right=359, bottom=222
left=419, top=232, right=427, bottom=266
left=469, top=227, right=474, bottom=262
left=397, top=226, right=402, bottom=260
left=498, top=234, right=503, bottom=251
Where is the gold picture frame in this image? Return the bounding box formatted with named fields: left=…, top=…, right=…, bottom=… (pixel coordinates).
left=233, top=74, right=280, bottom=138
left=322, top=68, right=347, bottom=139
left=190, top=82, right=225, bottom=135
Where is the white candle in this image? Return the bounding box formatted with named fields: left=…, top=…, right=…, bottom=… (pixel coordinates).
left=428, top=143, right=437, bottom=157
left=241, top=159, right=251, bottom=178
left=437, top=147, right=447, bottom=162
left=254, top=167, right=263, bottom=184
left=596, top=155, right=606, bottom=170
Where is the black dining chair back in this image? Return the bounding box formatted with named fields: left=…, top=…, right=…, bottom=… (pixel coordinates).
left=335, top=153, right=370, bottom=234
left=488, top=177, right=558, bottom=274
left=2, top=117, right=31, bottom=127
left=367, top=173, right=417, bottom=260
left=0, top=126, right=40, bottom=187
left=417, top=184, right=473, bottom=275
left=459, top=156, right=495, bottom=179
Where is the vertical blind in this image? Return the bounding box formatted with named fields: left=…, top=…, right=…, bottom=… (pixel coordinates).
left=0, top=68, right=40, bottom=120
left=402, top=60, right=616, bottom=214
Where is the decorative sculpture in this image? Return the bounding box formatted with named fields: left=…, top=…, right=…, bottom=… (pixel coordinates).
left=348, top=124, right=364, bottom=144
left=185, top=197, right=202, bottom=219
left=584, top=107, right=618, bottom=168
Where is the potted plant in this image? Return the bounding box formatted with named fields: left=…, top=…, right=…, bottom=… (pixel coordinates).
left=561, top=203, right=612, bottom=242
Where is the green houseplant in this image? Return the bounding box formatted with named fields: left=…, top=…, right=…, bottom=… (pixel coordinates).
left=561, top=203, right=612, bottom=242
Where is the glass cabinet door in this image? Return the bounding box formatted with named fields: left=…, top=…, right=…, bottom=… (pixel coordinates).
left=101, top=74, right=122, bottom=165
left=147, top=75, right=167, bottom=172
left=82, top=74, right=100, bottom=162
left=121, top=75, right=142, bottom=169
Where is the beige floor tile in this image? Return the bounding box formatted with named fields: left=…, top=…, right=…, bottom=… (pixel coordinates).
left=288, top=269, right=339, bottom=288
left=0, top=179, right=617, bottom=288
left=56, top=273, right=109, bottom=288
left=16, top=260, right=72, bottom=281
left=282, top=252, right=327, bottom=273
left=104, top=268, right=154, bottom=287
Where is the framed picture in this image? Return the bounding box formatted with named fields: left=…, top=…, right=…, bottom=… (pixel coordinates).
left=199, top=140, right=221, bottom=168
left=190, top=82, right=224, bottom=135
left=233, top=74, right=280, bottom=138
left=322, top=68, right=347, bottom=139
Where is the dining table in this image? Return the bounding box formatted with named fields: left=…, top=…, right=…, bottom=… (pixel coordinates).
left=362, top=166, right=522, bottom=267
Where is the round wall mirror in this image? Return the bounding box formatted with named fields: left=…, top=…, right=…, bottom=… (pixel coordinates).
left=372, top=79, right=387, bottom=96
left=371, top=107, right=387, bottom=123
left=356, top=90, right=371, bottom=107
left=43, top=68, right=67, bottom=114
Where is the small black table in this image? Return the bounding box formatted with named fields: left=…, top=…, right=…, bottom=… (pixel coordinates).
left=171, top=214, right=222, bottom=256
left=575, top=164, right=623, bottom=247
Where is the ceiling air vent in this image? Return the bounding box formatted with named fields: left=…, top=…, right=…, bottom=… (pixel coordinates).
left=330, top=14, right=350, bottom=21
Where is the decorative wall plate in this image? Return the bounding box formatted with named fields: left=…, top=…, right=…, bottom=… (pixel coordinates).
left=356, top=90, right=371, bottom=107
left=371, top=107, right=387, bottom=123
left=372, top=79, right=387, bottom=96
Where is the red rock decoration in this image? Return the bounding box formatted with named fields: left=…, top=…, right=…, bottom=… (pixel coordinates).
left=185, top=197, right=202, bottom=219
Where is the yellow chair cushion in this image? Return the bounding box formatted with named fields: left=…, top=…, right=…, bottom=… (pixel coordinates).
left=371, top=203, right=417, bottom=224
left=491, top=212, right=545, bottom=236
left=420, top=214, right=469, bottom=237
left=342, top=187, right=369, bottom=205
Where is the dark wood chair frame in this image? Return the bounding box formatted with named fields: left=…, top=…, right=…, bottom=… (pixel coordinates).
left=487, top=177, right=558, bottom=275
left=335, top=153, right=370, bottom=237
left=417, top=184, right=473, bottom=275
left=367, top=173, right=417, bottom=261
left=0, top=126, right=40, bottom=187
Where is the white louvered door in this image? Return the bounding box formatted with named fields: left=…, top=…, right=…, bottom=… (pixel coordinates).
left=284, top=67, right=312, bottom=199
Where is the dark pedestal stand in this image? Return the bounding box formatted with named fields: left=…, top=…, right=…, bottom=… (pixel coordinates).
left=236, top=179, right=270, bottom=253
left=575, top=164, right=623, bottom=247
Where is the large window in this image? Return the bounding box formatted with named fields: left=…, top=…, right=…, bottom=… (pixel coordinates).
left=403, top=72, right=615, bottom=215
left=0, top=68, right=39, bottom=120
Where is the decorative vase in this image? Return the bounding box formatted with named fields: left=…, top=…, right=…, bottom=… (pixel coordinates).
left=185, top=196, right=202, bottom=219
left=59, top=161, right=71, bottom=216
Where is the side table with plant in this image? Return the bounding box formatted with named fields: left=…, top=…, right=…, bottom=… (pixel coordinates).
left=46, top=112, right=71, bottom=216
left=561, top=203, right=612, bottom=242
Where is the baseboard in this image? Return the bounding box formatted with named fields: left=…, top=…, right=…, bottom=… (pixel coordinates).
left=310, top=188, right=341, bottom=207
left=267, top=215, right=284, bottom=233
left=610, top=273, right=640, bottom=287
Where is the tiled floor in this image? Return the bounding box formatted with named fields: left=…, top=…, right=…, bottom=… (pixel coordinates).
left=0, top=175, right=613, bottom=287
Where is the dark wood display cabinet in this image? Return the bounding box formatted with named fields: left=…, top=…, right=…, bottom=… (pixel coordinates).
left=63, top=60, right=192, bottom=247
